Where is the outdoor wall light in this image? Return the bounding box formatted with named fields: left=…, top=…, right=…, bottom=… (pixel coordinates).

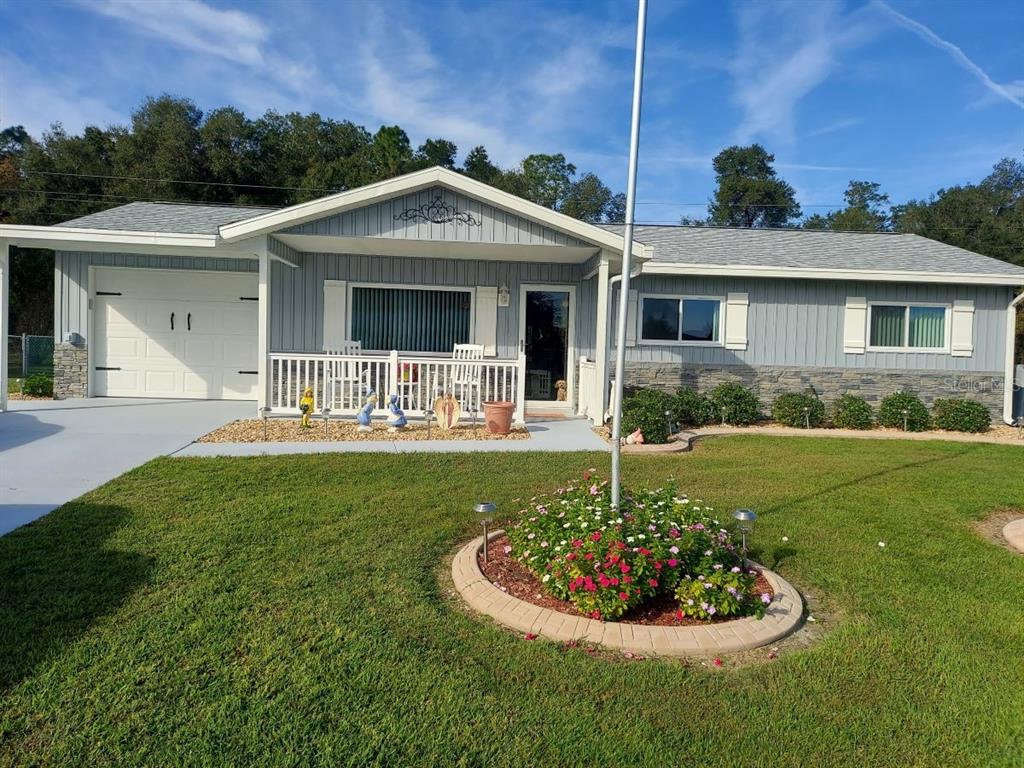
left=732, top=508, right=757, bottom=568
left=321, top=406, right=331, bottom=438
left=497, top=285, right=510, bottom=307
left=258, top=406, right=271, bottom=441
left=475, top=501, right=497, bottom=564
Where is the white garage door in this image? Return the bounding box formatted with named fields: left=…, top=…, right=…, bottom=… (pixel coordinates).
left=93, top=268, right=259, bottom=400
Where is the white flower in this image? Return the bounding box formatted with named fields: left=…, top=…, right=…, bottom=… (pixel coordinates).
left=782, top=536, right=789, bottom=543
left=542, top=574, right=551, bottom=582
left=878, top=541, right=886, bottom=548
left=527, top=533, right=535, bottom=540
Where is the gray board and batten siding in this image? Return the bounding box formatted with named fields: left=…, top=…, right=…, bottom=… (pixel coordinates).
left=615, top=274, right=1013, bottom=373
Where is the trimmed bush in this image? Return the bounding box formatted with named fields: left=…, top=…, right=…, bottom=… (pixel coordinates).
left=672, top=387, right=718, bottom=429
left=771, top=392, right=825, bottom=428
left=878, top=391, right=930, bottom=431
left=709, top=382, right=761, bottom=426
left=22, top=373, right=53, bottom=397
left=621, top=388, right=673, bottom=444
left=830, top=394, right=874, bottom=430
left=932, top=398, right=991, bottom=433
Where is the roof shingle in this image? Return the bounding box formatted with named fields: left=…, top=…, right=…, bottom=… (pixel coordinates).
left=60, top=202, right=278, bottom=235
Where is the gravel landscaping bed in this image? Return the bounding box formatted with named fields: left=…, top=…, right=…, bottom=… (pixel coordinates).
left=198, top=418, right=530, bottom=443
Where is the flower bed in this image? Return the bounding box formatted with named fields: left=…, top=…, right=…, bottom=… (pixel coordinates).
left=505, top=474, right=770, bottom=623
left=479, top=533, right=772, bottom=626
left=198, top=419, right=530, bottom=443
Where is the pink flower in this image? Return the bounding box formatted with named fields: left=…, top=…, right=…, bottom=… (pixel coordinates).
left=525, top=633, right=537, bottom=640
left=669, top=545, right=680, bottom=554
left=590, top=531, right=602, bottom=543
left=589, top=484, right=599, bottom=495
left=619, top=592, right=629, bottom=601
left=619, top=563, right=631, bottom=574
left=760, top=593, right=772, bottom=604
left=572, top=539, right=583, bottom=549
left=647, top=578, right=659, bottom=588
left=503, top=546, right=512, bottom=554
left=713, top=658, right=723, bottom=667
left=667, top=558, right=678, bottom=567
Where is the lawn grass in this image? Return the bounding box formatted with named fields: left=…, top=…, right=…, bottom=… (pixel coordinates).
left=1, top=436, right=1023, bottom=766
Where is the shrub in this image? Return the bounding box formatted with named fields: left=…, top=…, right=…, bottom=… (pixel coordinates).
left=830, top=394, right=874, bottom=430
left=932, top=398, right=991, bottom=433
left=878, top=391, right=930, bottom=431
left=506, top=474, right=769, bottom=622
left=771, top=392, right=825, bottom=428
left=709, top=382, right=761, bottom=426
left=22, top=373, right=53, bottom=397
left=672, top=387, right=718, bottom=429
left=620, top=388, right=673, bottom=443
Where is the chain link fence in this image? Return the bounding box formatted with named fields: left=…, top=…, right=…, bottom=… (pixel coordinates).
left=7, top=334, right=55, bottom=382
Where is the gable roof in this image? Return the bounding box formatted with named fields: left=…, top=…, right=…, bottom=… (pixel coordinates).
left=60, top=201, right=278, bottom=235
left=600, top=224, right=1024, bottom=283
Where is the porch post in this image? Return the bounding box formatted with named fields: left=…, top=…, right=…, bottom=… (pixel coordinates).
left=257, top=236, right=270, bottom=414
left=0, top=240, right=9, bottom=413
left=592, top=253, right=611, bottom=425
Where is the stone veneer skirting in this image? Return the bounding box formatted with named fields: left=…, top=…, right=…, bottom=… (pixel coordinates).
left=625, top=363, right=1006, bottom=420
left=53, top=343, right=88, bottom=399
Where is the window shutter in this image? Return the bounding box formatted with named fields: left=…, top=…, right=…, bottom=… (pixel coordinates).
left=843, top=296, right=867, bottom=354
left=475, top=286, right=498, bottom=356
left=950, top=299, right=974, bottom=357
left=322, top=280, right=348, bottom=350
left=625, top=289, right=638, bottom=347
left=724, top=292, right=749, bottom=350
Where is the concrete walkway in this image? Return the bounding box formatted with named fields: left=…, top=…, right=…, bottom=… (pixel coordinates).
left=0, top=398, right=254, bottom=535
left=175, top=416, right=609, bottom=457
left=1003, top=519, right=1024, bottom=554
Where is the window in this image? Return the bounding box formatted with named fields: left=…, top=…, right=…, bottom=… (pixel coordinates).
left=639, top=296, right=722, bottom=344
left=350, top=286, right=472, bottom=352
left=868, top=303, right=947, bottom=350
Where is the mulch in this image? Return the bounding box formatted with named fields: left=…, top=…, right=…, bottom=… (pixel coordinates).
left=198, top=418, right=530, bottom=443
left=478, top=534, right=772, bottom=627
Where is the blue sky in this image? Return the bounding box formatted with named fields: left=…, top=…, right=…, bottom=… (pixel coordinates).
left=0, top=0, right=1021, bottom=222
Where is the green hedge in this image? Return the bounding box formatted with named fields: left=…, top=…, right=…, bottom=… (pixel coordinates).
left=878, top=391, right=930, bottom=431
left=771, top=392, right=825, bottom=428
left=830, top=394, right=874, bottom=430
left=672, top=387, right=718, bottom=429
left=932, top=398, right=991, bottom=433
left=621, top=388, right=673, bottom=444
left=709, top=382, right=761, bottom=426
left=22, top=373, right=53, bottom=397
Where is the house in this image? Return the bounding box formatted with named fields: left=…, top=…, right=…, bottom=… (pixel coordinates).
left=0, top=166, right=1022, bottom=424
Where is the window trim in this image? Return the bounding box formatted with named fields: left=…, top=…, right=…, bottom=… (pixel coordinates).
left=637, top=293, right=726, bottom=347
left=865, top=301, right=951, bottom=353
left=346, top=281, right=476, bottom=354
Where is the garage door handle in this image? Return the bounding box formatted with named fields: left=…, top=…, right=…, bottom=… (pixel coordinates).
left=187, top=313, right=192, bottom=331
left=238, top=370, right=258, bottom=375
left=170, top=312, right=175, bottom=331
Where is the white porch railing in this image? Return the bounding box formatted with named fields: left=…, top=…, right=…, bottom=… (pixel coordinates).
left=269, top=350, right=526, bottom=422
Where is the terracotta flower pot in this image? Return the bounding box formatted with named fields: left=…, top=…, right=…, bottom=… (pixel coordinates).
left=483, top=400, right=516, bottom=435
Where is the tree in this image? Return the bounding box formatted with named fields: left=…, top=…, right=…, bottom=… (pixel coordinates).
left=804, top=180, right=891, bottom=231
left=893, top=154, right=1024, bottom=266
left=415, top=138, right=457, bottom=169
left=560, top=172, right=613, bottom=223
left=498, top=153, right=576, bottom=209
left=462, top=145, right=499, bottom=183
left=707, top=144, right=801, bottom=227
left=369, top=125, right=414, bottom=180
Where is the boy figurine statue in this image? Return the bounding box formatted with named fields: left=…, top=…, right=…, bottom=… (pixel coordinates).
left=357, top=389, right=375, bottom=432
left=299, top=386, right=315, bottom=428
left=386, top=394, right=407, bottom=432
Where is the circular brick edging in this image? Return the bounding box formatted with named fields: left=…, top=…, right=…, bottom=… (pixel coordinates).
left=452, top=531, right=803, bottom=657
left=1003, top=519, right=1024, bottom=554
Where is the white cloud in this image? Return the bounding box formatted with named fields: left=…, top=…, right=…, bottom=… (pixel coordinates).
left=872, top=1, right=1024, bottom=111
left=0, top=53, right=124, bottom=136
left=729, top=1, right=878, bottom=144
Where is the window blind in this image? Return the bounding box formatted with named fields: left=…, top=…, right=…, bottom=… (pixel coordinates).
left=350, top=287, right=472, bottom=352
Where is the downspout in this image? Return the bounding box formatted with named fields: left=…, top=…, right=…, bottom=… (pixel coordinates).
left=604, top=262, right=644, bottom=421
left=1003, top=289, right=1024, bottom=425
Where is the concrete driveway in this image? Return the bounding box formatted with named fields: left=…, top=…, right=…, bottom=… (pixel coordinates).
left=0, top=398, right=253, bottom=536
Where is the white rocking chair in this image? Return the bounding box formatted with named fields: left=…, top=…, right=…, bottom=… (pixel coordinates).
left=324, top=340, right=368, bottom=410
left=451, top=343, right=484, bottom=415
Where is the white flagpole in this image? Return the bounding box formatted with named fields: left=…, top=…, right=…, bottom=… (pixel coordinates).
left=610, top=0, right=648, bottom=508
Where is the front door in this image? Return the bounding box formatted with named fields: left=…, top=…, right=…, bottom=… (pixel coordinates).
left=520, top=285, right=575, bottom=406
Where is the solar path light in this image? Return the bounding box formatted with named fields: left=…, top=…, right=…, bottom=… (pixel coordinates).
left=258, top=406, right=271, bottom=441
left=732, top=508, right=757, bottom=569
left=475, top=502, right=497, bottom=564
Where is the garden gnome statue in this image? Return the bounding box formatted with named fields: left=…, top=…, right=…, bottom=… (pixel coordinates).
left=386, top=394, right=407, bottom=432
left=356, top=389, right=375, bottom=432
left=299, top=386, right=315, bottom=428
